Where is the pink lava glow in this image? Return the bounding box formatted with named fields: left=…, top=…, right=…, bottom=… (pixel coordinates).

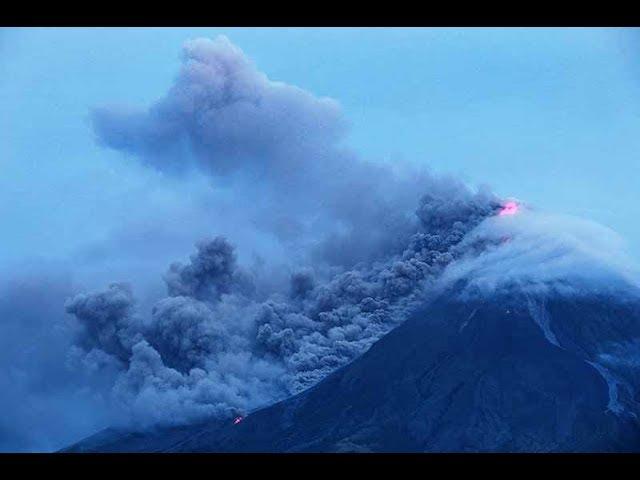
left=498, top=201, right=519, bottom=216
left=233, top=416, right=244, bottom=425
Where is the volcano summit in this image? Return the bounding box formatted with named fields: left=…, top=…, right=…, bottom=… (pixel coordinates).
left=64, top=208, right=640, bottom=452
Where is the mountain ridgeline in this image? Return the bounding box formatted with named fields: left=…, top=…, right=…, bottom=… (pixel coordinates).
left=64, top=284, right=640, bottom=452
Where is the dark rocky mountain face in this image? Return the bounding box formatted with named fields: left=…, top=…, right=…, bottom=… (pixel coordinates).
left=63, top=288, right=640, bottom=453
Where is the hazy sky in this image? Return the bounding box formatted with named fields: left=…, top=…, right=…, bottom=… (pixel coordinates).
left=2, top=26, right=640, bottom=452
left=2, top=27, right=640, bottom=275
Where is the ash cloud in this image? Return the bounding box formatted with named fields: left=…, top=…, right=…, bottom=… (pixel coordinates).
left=67, top=187, right=500, bottom=426
left=66, top=36, right=509, bottom=428
left=91, top=35, right=443, bottom=268
left=164, top=236, right=253, bottom=301
left=92, top=36, right=346, bottom=179
left=64, top=283, right=141, bottom=364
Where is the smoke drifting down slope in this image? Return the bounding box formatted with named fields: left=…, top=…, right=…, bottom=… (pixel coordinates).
left=65, top=247, right=640, bottom=452
left=65, top=192, right=501, bottom=427
left=59, top=35, right=505, bottom=428
left=64, top=35, right=640, bottom=435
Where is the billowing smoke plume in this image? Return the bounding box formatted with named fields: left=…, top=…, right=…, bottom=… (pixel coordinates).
left=164, top=236, right=253, bottom=301
left=56, top=36, right=507, bottom=428
left=65, top=283, right=141, bottom=364
left=66, top=182, right=499, bottom=427
left=92, top=37, right=345, bottom=179
left=91, top=35, right=443, bottom=268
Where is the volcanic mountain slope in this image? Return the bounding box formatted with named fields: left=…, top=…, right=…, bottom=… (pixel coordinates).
left=64, top=286, right=640, bottom=452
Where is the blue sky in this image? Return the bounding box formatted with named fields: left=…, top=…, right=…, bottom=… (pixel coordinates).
left=2, top=27, right=640, bottom=275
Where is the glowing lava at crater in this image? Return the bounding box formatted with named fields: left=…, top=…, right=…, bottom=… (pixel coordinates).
left=498, top=201, right=519, bottom=216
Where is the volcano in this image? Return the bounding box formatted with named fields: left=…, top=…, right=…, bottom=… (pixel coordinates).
left=63, top=283, right=640, bottom=453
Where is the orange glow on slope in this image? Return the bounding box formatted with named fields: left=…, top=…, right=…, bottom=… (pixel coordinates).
left=498, top=201, right=519, bottom=216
